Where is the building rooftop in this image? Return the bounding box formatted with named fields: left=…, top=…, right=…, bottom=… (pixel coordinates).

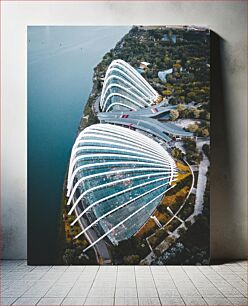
left=66, top=124, right=177, bottom=251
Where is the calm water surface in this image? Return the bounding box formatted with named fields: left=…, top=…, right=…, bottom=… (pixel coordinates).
left=28, top=26, right=130, bottom=263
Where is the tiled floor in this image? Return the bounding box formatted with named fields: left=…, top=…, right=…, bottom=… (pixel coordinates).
left=0, top=260, right=247, bottom=305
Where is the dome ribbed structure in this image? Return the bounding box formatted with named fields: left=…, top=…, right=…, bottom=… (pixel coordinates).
left=100, top=59, right=159, bottom=112
left=66, top=124, right=177, bottom=251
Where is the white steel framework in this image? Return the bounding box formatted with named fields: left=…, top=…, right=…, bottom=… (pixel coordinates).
left=100, top=59, right=159, bottom=112
left=66, top=124, right=177, bottom=248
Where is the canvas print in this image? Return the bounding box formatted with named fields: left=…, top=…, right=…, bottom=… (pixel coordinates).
left=28, top=26, right=210, bottom=265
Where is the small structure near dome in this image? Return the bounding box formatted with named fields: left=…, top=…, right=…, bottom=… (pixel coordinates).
left=139, top=61, right=150, bottom=69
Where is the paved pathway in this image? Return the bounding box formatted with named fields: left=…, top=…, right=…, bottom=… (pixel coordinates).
left=194, top=139, right=210, bottom=216
left=75, top=206, right=111, bottom=265
left=1, top=260, right=246, bottom=305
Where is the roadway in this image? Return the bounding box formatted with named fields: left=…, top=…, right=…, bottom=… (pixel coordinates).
left=75, top=203, right=112, bottom=264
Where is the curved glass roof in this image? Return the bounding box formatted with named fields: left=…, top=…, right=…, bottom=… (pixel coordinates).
left=100, top=59, right=159, bottom=112
left=66, top=124, right=177, bottom=249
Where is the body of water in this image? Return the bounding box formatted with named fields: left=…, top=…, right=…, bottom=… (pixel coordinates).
left=28, top=26, right=130, bottom=264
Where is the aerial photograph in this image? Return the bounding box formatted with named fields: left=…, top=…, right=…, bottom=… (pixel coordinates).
left=60, top=26, right=210, bottom=265
left=28, top=26, right=210, bottom=265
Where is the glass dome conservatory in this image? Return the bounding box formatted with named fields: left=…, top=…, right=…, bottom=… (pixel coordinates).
left=66, top=124, right=177, bottom=251
left=100, top=59, right=160, bottom=112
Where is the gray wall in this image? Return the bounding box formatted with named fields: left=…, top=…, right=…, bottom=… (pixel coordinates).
left=1, top=1, right=247, bottom=260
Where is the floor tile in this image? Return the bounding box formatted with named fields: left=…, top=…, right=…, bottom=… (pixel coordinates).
left=45, top=285, right=72, bottom=297
left=182, top=297, right=207, bottom=305
left=157, top=288, right=180, bottom=298
left=0, top=260, right=247, bottom=306
left=22, top=272, right=45, bottom=281
left=32, top=266, right=52, bottom=272
left=66, top=266, right=85, bottom=272
left=77, top=276, right=95, bottom=284
left=2, top=289, right=29, bottom=298
left=116, top=279, right=136, bottom=287
left=83, top=266, right=99, bottom=273
left=197, top=287, right=224, bottom=297
left=204, top=297, right=233, bottom=305
left=22, top=283, right=53, bottom=297
left=117, top=272, right=136, bottom=279
left=49, top=266, right=69, bottom=272
left=3, top=272, right=28, bottom=281
left=99, top=266, right=117, bottom=272
left=0, top=297, right=17, bottom=306
left=67, top=285, right=91, bottom=298
left=85, top=297, right=114, bottom=305
left=177, top=289, right=201, bottom=297
left=159, top=297, right=185, bottom=305
left=12, top=297, right=40, bottom=305
left=136, top=279, right=155, bottom=288
left=218, top=287, right=244, bottom=297
left=138, top=297, right=161, bottom=305
left=61, top=297, right=86, bottom=305
left=137, top=287, right=158, bottom=298
left=37, top=297, right=64, bottom=305
left=115, top=287, right=137, bottom=298
left=118, top=266, right=135, bottom=272
left=228, top=297, right=248, bottom=305
left=88, top=286, right=115, bottom=298
left=92, top=279, right=116, bottom=288
left=41, top=272, right=63, bottom=282
left=115, top=297, right=138, bottom=305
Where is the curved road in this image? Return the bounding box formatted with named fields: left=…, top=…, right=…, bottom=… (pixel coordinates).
left=75, top=205, right=112, bottom=264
